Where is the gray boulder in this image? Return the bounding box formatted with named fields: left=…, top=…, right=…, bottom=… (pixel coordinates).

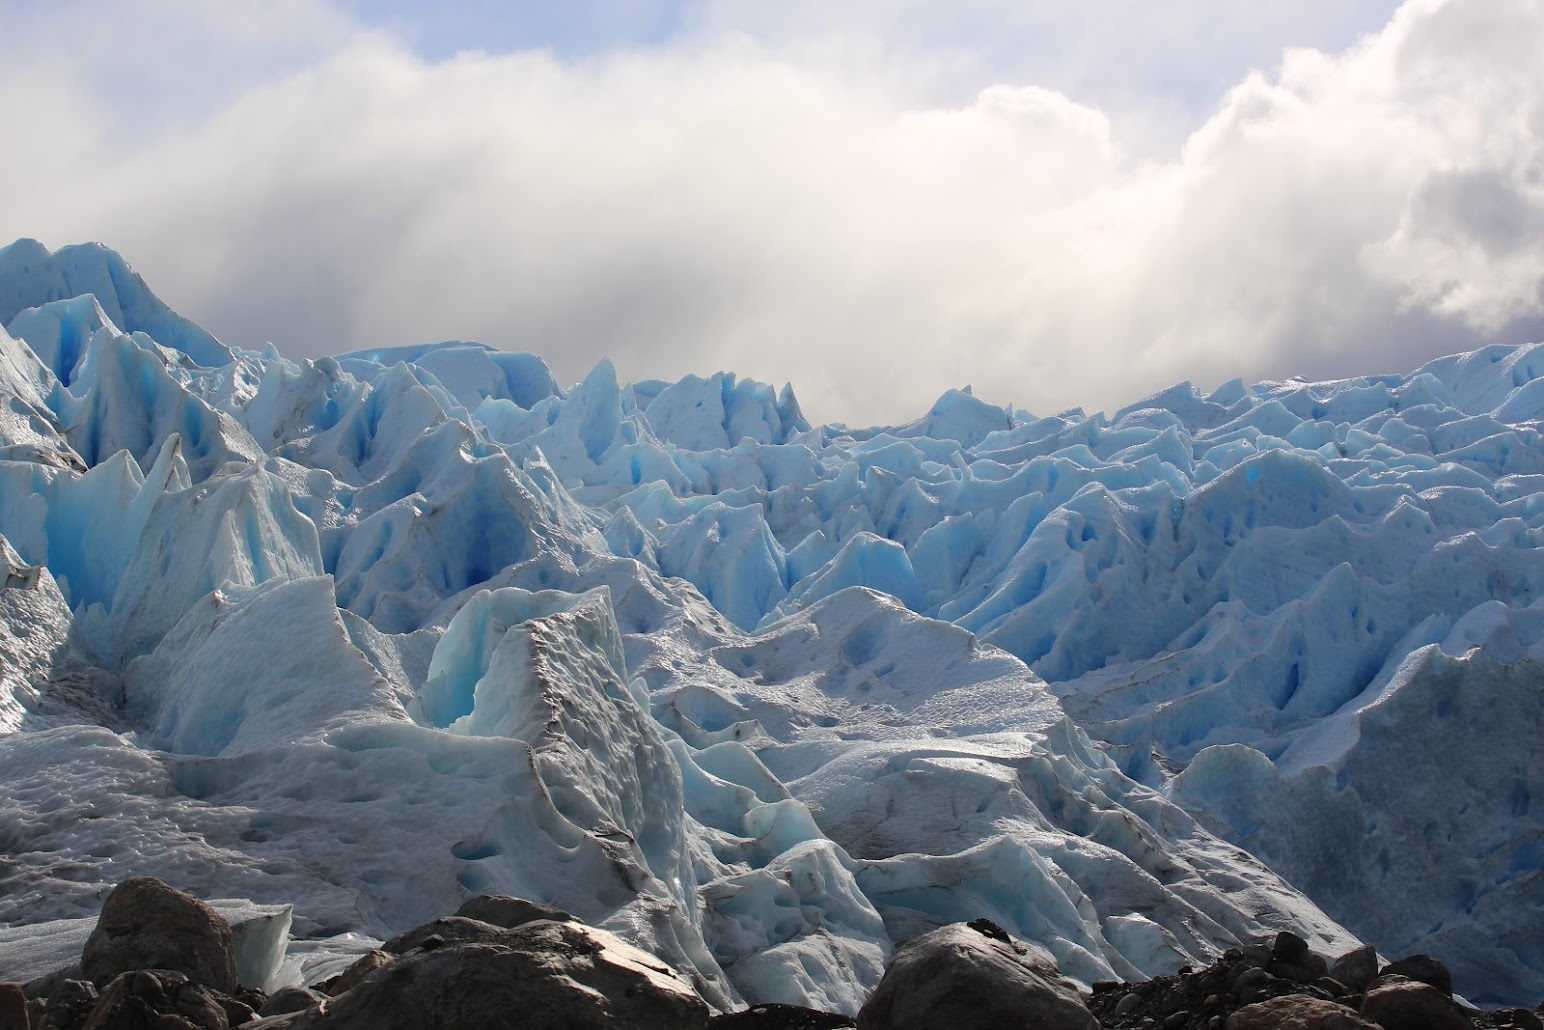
left=81, top=878, right=236, bottom=994
left=285, top=920, right=709, bottom=1029
left=855, top=921, right=1096, bottom=1030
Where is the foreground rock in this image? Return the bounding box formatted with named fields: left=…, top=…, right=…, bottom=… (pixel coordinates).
left=857, top=920, right=1097, bottom=1030
left=1226, top=994, right=1379, bottom=1028
left=1084, top=938, right=1544, bottom=1029
left=261, top=919, right=710, bottom=1030
left=709, top=1003, right=857, bottom=1028
left=80, top=878, right=237, bottom=995
left=81, top=969, right=231, bottom=1030
left=1360, top=976, right=1471, bottom=1029
left=25, top=877, right=1543, bottom=1030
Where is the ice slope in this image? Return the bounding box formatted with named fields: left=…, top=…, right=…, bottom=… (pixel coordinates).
left=0, top=238, right=1538, bottom=1006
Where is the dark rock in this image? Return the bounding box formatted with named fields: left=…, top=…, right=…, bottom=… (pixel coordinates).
left=1236, top=968, right=1282, bottom=1006
left=1360, top=978, right=1471, bottom=1030
left=453, top=895, right=576, bottom=931
left=708, top=1002, right=856, bottom=1028
left=382, top=917, right=509, bottom=955
left=1269, top=956, right=1329, bottom=986
left=230, top=988, right=267, bottom=1017
left=1116, top=991, right=1144, bottom=1016
left=212, top=995, right=254, bottom=1026
left=23, top=965, right=83, bottom=1004
left=80, top=970, right=229, bottom=1030
left=42, top=979, right=99, bottom=1030
left=1241, top=946, right=1275, bottom=970
left=81, top=879, right=237, bottom=994
left=319, top=951, right=393, bottom=997
left=1378, top=955, right=1452, bottom=996
left=1224, top=994, right=1379, bottom=1028
left=963, top=918, right=1012, bottom=944
left=855, top=922, right=1096, bottom=1030
left=1, top=983, right=29, bottom=1030
left=1313, top=979, right=1349, bottom=998
left=1272, top=934, right=1310, bottom=964
left=1163, top=1011, right=1192, bottom=1028
left=286, top=921, right=708, bottom=1029
left=1268, top=936, right=1328, bottom=986
left=1329, top=947, right=1379, bottom=994
left=257, top=987, right=326, bottom=1018
left=1473, top=1009, right=1543, bottom=1030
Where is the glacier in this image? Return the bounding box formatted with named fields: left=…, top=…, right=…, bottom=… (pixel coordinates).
left=0, top=237, right=1539, bottom=1009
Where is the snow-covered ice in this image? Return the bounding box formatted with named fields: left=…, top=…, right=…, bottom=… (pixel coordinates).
left=0, top=238, right=1540, bottom=1007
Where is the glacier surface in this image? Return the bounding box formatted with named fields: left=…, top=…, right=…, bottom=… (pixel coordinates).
left=0, top=238, right=1539, bottom=1007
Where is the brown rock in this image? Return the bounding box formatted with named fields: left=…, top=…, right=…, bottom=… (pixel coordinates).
left=1272, top=933, right=1311, bottom=964
left=708, top=1003, right=857, bottom=1028
left=382, top=917, right=510, bottom=955
left=453, top=896, right=576, bottom=930
left=1329, top=947, right=1379, bottom=994
left=320, top=951, right=393, bottom=998
left=81, top=879, right=237, bottom=994
left=80, top=970, right=229, bottom=1030
left=257, top=986, right=327, bottom=1018
left=0, top=983, right=29, bottom=1030
left=856, top=921, right=1096, bottom=1030
left=1359, top=978, right=1470, bottom=1030
left=285, top=921, right=709, bottom=1030
left=42, top=979, right=100, bottom=1030
left=1377, top=955, right=1452, bottom=996
left=1226, top=995, right=1379, bottom=1029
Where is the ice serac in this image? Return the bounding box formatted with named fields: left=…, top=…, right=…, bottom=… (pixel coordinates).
left=412, top=585, right=737, bottom=1009
left=335, top=342, right=562, bottom=412
left=123, top=576, right=400, bottom=756
left=0, top=324, right=79, bottom=470
left=5, top=240, right=1544, bottom=1007
left=93, top=458, right=325, bottom=667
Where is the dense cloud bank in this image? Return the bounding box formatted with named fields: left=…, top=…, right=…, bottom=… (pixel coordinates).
left=5, top=0, right=1544, bottom=423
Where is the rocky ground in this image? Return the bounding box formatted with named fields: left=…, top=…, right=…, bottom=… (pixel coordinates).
left=3, top=877, right=1541, bottom=1029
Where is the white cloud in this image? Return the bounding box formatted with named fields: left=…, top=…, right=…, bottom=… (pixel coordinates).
left=3, top=0, right=1542, bottom=424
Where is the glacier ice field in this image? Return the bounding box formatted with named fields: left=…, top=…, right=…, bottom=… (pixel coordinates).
left=0, top=238, right=1540, bottom=1009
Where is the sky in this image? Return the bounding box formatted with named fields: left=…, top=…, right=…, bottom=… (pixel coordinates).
left=3, top=0, right=1543, bottom=425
